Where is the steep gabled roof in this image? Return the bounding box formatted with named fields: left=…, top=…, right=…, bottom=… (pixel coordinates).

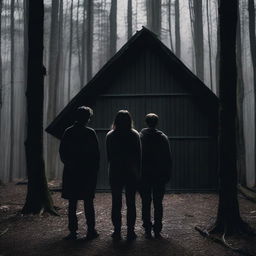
left=46, top=27, right=219, bottom=139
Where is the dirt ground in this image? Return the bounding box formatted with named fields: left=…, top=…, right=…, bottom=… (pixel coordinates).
left=0, top=183, right=256, bottom=256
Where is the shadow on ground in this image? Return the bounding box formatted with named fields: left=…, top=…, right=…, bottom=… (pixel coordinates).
left=0, top=183, right=255, bottom=256
left=38, top=236, right=192, bottom=256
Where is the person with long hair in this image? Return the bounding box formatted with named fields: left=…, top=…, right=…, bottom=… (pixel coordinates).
left=106, top=110, right=141, bottom=240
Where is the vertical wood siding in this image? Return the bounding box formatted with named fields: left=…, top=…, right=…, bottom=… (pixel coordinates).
left=89, top=47, right=218, bottom=191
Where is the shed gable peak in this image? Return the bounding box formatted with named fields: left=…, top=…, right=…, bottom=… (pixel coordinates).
left=46, top=27, right=218, bottom=139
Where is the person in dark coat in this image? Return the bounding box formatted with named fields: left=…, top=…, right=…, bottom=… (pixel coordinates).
left=106, top=110, right=141, bottom=240
left=59, top=106, right=100, bottom=240
left=139, top=113, right=172, bottom=239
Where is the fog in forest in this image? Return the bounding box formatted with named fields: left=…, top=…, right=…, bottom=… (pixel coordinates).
left=0, top=0, right=255, bottom=187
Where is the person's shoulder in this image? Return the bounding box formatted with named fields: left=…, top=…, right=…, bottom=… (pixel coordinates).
left=106, top=129, right=114, bottom=137
left=86, top=126, right=96, bottom=134
left=131, top=128, right=140, bottom=137
left=85, top=127, right=99, bottom=139
left=140, top=128, right=147, bottom=133
left=139, top=128, right=148, bottom=136
left=63, top=125, right=74, bottom=135
left=61, top=125, right=75, bottom=140
left=157, top=130, right=169, bottom=141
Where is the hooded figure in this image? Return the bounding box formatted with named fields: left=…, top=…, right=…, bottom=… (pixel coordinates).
left=59, top=106, right=100, bottom=240
left=139, top=113, right=172, bottom=239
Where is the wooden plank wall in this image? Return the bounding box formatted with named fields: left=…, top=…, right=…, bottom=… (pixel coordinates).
left=89, top=48, right=218, bottom=191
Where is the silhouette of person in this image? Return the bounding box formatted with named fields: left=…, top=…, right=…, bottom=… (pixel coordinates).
left=139, top=113, right=172, bottom=239
left=106, top=110, right=141, bottom=240
left=59, top=106, right=100, bottom=240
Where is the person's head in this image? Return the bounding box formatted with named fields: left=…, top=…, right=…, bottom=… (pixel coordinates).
left=75, top=106, right=93, bottom=124
left=112, top=110, right=133, bottom=131
left=145, top=113, right=159, bottom=128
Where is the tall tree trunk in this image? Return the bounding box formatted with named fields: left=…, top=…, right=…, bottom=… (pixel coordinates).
left=135, top=0, right=138, bottom=29
left=55, top=0, right=64, bottom=179
left=98, top=0, right=103, bottom=68
left=86, top=0, right=93, bottom=81
left=236, top=8, right=246, bottom=186
left=215, top=0, right=220, bottom=96
left=167, top=0, right=174, bottom=51
left=47, top=0, right=60, bottom=118
left=47, top=0, right=59, bottom=179
left=175, top=0, right=180, bottom=58
left=68, top=0, right=73, bottom=100
left=23, top=0, right=28, bottom=111
left=248, top=0, right=256, bottom=186
left=109, top=0, right=117, bottom=58
left=188, top=0, right=196, bottom=72
left=193, top=0, right=204, bottom=81
left=21, top=0, right=29, bottom=179
left=76, top=0, right=82, bottom=85
left=99, top=0, right=108, bottom=67
left=0, top=0, right=2, bottom=113
left=0, top=0, right=2, bottom=153
left=206, top=0, right=213, bottom=89
left=146, top=0, right=162, bottom=36
left=212, top=0, right=246, bottom=234
left=10, top=0, right=15, bottom=181
left=81, top=0, right=86, bottom=87
left=22, top=0, right=56, bottom=215
left=56, top=0, right=64, bottom=111
left=105, top=0, right=110, bottom=60
left=127, top=0, right=133, bottom=39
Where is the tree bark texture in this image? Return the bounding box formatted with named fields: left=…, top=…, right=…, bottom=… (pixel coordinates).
left=146, top=0, right=161, bottom=36
left=109, top=0, right=117, bottom=58
left=0, top=0, right=2, bottom=112
left=23, top=0, right=28, bottom=107
left=47, top=0, right=60, bottom=179
left=68, top=0, right=73, bottom=100
left=215, top=0, right=220, bottom=96
left=10, top=0, right=15, bottom=181
left=22, top=0, right=55, bottom=214
left=213, top=0, right=244, bottom=234
left=175, top=0, right=180, bottom=58
left=193, top=0, right=204, bottom=81
left=76, top=0, right=82, bottom=85
left=86, top=0, right=94, bottom=81
left=127, top=0, right=133, bottom=39
left=167, top=0, right=174, bottom=51
left=56, top=0, right=64, bottom=112
left=81, top=0, right=87, bottom=87
left=188, top=0, right=195, bottom=72
left=0, top=0, right=2, bottom=147
left=206, top=0, right=213, bottom=89
left=248, top=0, right=256, bottom=186
left=47, top=0, right=59, bottom=118
left=99, top=0, right=109, bottom=67
left=236, top=9, right=246, bottom=186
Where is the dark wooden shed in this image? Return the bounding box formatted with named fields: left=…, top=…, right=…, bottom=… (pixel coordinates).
left=46, top=27, right=219, bottom=192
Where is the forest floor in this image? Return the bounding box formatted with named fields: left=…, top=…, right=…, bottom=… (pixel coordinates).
left=0, top=183, right=256, bottom=256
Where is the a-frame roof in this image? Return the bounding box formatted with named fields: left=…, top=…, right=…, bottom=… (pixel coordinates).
left=46, top=27, right=219, bottom=139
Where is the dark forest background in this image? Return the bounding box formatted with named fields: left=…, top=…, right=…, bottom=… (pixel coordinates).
left=0, top=0, right=255, bottom=189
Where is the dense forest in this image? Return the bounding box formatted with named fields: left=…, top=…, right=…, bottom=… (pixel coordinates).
left=0, top=0, right=255, bottom=188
